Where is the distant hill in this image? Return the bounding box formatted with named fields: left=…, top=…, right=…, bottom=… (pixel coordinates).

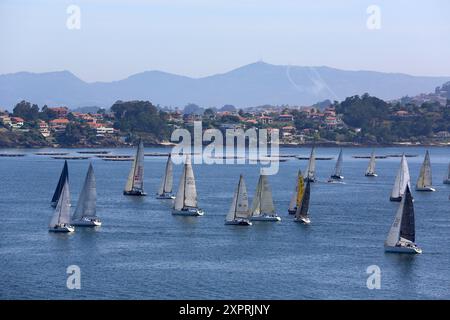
left=1, top=62, right=449, bottom=110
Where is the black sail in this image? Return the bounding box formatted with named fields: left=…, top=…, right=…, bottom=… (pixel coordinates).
left=296, top=179, right=310, bottom=218
left=399, top=185, right=415, bottom=242
left=51, top=160, right=69, bottom=204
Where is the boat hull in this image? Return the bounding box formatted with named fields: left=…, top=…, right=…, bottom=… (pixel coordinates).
left=384, top=245, right=422, bottom=254
left=49, top=225, right=75, bottom=233
left=123, top=190, right=147, bottom=196
left=72, top=217, right=102, bottom=227
left=156, top=193, right=175, bottom=200
left=305, top=178, right=316, bottom=183
left=330, top=175, right=344, bottom=180
left=250, top=215, right=281, bottom=222
left=415, top=186, right=436, bottom=192
left=172, top=208, right=204, bottom=216
left=287, top=209, right=296, bottom=215
left=444, top=179, right=450, bottom=185
left=294, top=217, right=311, bottom=224
left=389, top=196, right=402, bottom=202
left=365, top=173, right=378, bottom=177
left=225, top=219, right=252, bottom=226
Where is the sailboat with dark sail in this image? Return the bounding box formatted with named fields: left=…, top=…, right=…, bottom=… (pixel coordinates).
left=225, top=175, right=252, bottom=225
left=250, top=174, right=281, bottom=222
left=444, top=162, right=450, bottom=184
left=416, top=150, right=435, bottom=192
left=123, top=139, right=146, bottom=196
left=304, top=147, right=316, bottom=182
left=294, top=179, right=311, bottom=224
left=71, top=163, right=101, bottom=227
left=157, top=154, right=175, bottom=199
left=288, top=170, right=304, bottom=215
left=51, top=160, right=69, bottom=207
left=390, top=154, right=411, bottom=202
left=172, top=155, right=204, bottom=216
left=328, top=149, right=344, bottom=182
left=384, top=185, right=422, bottom=254
left=365, top=151, right=377, bottom=177
left=49, top=179, right=74, bottom=233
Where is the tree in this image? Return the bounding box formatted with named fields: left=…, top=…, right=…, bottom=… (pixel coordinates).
left=13, top=100, right=39, bottom=121
left=183, top=103, right=203, bottom=115
left=220, top=104, right=236, bottom=112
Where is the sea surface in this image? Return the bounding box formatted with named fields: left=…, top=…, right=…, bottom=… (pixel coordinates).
left=0, top=146, right=449, bottom=300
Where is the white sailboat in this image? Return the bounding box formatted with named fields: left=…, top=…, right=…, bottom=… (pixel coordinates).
left=328, top=149, right=344, bottom=182
left=172, top=155, right=204, bottom=216
left=71, top=163, right=101, bottom=227
left=444, top=162, right=450, bottom=184
left=157, top=154, right=175, bottom=199
left=294, top=179, right=311, bottom=224
left=250, top=174, right=281, bottom=222
left=123, top=139, right=146, bottom=196
left=304, top=147, right=316, bottom=182
left=416, top=150, right=435, bottom=192
left=225, top=175, right=252, bottom=226
left=365, top=151, right=378, bottom=177
left=49, top=179, right=74, bottom=233
left=384, top=185, right=422, bottom=254
left=390, top=154, right=411, bottom=202
left=288, top=170, right=304, bottom=215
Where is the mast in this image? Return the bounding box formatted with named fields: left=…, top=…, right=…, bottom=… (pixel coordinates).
left=250, top=175, right=263, bottom=216
left=333, top=149, right=343, bottom=177
left=305, top=147, right=316, bottom=181
left=159, top=154, right=173, bottom=195
left=391, top=154, right=410, bottom=199
left=366, top=151, right=376, bottom=175
left=125, top=139, right=144, bottom=192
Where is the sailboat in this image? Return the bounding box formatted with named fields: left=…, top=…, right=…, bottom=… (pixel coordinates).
left=225, top=175, right=252, bottom=225
left=390, top=154, right=411, bottom=202
left=172, top=155, right=204, bottom=216
left=304, top=147, right=316, bottom=182
left=51, top=160, right=69, bottom=207
left=156, top=154, right=175, bottom=199
left=288, top=170, right=304, bottom=215
left=71, top=163, right=101, bottom=227
left=365, top=151, right=378, bottom=177
left=294, top=179, right=311, bottom=224
left=444, top=162, right=450, bottom=184
left=49, top=179, right=74, bottom=233
left=416, top=150, right=435, bottom=192
left=328, top=149, right=344, bottom=182
left=384, top=185, right=422, bottom=254
left=250, top=174, right=281, bottom=222
left=123, top=139, right=146, bottom=196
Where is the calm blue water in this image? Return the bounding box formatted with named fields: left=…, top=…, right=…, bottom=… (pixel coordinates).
left=0, top=146, right=449, bottom=299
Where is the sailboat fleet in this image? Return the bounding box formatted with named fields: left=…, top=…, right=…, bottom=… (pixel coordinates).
left=47, top=143, right=447, bottom=254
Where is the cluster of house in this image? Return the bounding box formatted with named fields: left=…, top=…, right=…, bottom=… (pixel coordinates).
left=166, top=105, right=344, bottom=143
left=0, top=107, right=116, bottom=138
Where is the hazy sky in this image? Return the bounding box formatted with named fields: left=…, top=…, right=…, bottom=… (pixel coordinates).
left=1, top=0, right=449, bottom=82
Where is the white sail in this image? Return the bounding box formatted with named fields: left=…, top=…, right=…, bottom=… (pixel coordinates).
left=416, top=150, right=432, bottom=189
left=304, top=147, right=316, bottom=180
left=366, top=151, right=376, bottom=175
left=385, top=193, right=404, bottom=247
left=72, top=163, right=96, bottom=221
left=173, top=155, right=198, bottom=210
left=124, top=140, right=144, bottom=192
left=390, top=155, right=410, bottom=199
left=49, top=180, right=71, bottom=227
left=251, top=175, right=275, bottom=216
left=226, top=175, right=250, bottom=221
left=333, top=149, right=343, bottom=176
left=158, top=154, right=173, bottom=195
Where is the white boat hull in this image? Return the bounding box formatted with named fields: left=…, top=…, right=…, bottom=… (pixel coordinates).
left=294, top=217, right=311, bottom=224
left=49, top=224, right=75, bottom=233
left=250, top=215, right=281, bottom=222
left=72, top=217, right=102, bottom=227
left=225, top=219, right=252, bottom=226
left=384, top=245, right=422, bottom=254
left=172, top=207, right=204, bottom=216
left=415, top=186, right=436, bottom=192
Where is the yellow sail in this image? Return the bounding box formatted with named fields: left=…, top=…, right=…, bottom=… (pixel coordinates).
left=296, top=174, right=305, bottom=207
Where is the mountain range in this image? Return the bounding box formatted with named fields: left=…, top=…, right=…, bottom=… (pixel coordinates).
left=1, top=61, right=449, bottom=110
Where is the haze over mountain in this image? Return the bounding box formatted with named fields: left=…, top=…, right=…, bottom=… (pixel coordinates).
left=1, top=62, right=449, bottom=111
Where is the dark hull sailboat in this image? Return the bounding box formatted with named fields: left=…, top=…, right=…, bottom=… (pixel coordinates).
left=294, top=179, right=311, bottom=224
left=51, top=160, right=69, bottom=208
